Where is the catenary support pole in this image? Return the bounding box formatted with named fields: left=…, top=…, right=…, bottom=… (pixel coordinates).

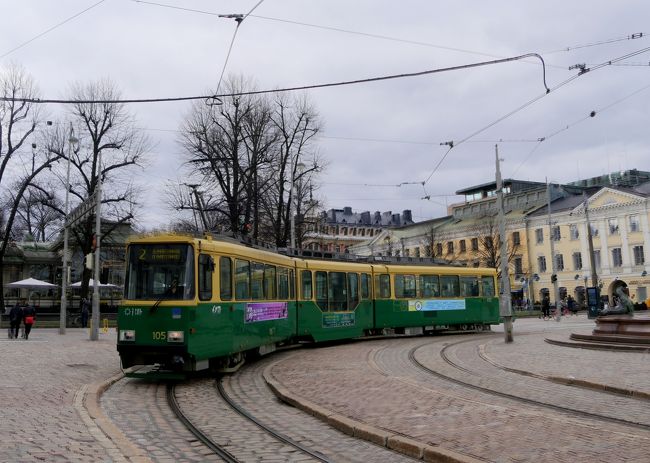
left=495, top=146, right=513, bottom=342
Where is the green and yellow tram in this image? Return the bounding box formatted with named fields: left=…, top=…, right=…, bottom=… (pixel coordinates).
left=117, top=233, right=500, bottom=377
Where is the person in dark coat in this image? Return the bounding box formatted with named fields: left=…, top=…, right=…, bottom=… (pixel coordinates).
left=9, top=301, right=23, bottom=339
left=541, top=295, right=551, bottom=320
left=80, top=298, right=90, bottom=328
left=22, top=302, right=36, bottom=340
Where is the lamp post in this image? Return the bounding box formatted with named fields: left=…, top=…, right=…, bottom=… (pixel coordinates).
left=90, top=149, right=102, bottom=341
left=60, top=124, right=78, bottom=335
left=495, top=146, right=513, bottom=342
left=547, top=180, right=561, bottom=322
left=289, top=161, right=305, bottom=251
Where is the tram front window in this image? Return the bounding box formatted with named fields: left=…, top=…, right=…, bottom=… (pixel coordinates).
left=125, top=244, right=195, bottom=300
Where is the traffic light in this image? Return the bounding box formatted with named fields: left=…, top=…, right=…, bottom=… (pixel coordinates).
left=85, top=253, right=94, bottom=270
left=551, top=274, right=557, bottom=283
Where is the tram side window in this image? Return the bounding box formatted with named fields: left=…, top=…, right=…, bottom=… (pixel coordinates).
left=419, top=275, right=439, bottom=298
left=278, top=268, right=289, bottom=299
left=315, top=271, right=328, bottom=309
left=198, top=254, right=214, bottom=301
left=375, top=274, right=391, bottom=299
left=329, top=272, right=347, bottom=311
left=460, top=276, right=479, bottom=297
left=301, top=270, right=312, bottom=300
left=219, top=257, right=232, bottom=300
left=348, top=273, right=359, bottom=308
left=440, top=275, right=460, bottom=297
left=482, top=276, right=495, bottom=296
left=360, top=273, right=370, bottom=299
left=289, top=269, right=295, bottom=299
left=395, top=274, right=416, bottom=298
left=264, top=265, right=277, bottom=300
left=251, top=262, right=264, bottom=300
left=235, top=259, right=250, bottom=300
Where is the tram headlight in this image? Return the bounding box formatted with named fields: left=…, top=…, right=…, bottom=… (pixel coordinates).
left=167, top=331, right=184, bottom=343
left=119, top=330, right=136, bottom=342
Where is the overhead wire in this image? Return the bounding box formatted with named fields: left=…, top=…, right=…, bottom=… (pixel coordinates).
left=418, top=45, right=650, bottom=184
left=543, top=32, right=644, bottom=54
left=510, top=80, right=650, bottom=177
left=0, top=52, right=550, bottom=105
left=1, top=0, right=107, bottom=59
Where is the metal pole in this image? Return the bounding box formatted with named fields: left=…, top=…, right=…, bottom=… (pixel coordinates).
left=547, top=180, right=561, bottom=322
left=495, top=146, right=513, bottom=342
left=584, top=193, right=598, bottom=287
left=90, top=149, right=101, bottom=341
left=60, top=123, right=76, bottom=335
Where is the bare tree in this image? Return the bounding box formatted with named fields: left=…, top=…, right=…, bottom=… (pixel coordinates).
left=10, top=181, right=63, bottom=241
left=178, top=77, right=323, bottom=247
left=263, top=92, right=321, bottom=247
left=473, top=214, right=519, bottom=279
left=46, top=79, right=149, bottom=297
left=421, top=226, right=444, bottom=259
left=0, top=65, right=62, bottom=308
left=180, top=77, right=262, bottom=235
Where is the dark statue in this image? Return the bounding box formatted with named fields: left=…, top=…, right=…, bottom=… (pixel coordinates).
left=600, top=286, right=634, bottom=316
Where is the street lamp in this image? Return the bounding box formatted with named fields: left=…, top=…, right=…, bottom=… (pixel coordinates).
left=289, top=161, right=305, bottom=251
left=60, top=124, right=78, bottom=335
left=90, top=147, right=102, bottom=341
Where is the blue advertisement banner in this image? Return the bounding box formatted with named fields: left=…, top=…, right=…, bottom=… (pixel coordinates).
left=408, top=299, right=466, bottom=311
left=322, top=312, right=355, bottom=328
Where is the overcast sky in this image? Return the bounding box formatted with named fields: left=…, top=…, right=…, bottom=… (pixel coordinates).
left=2, top=0, right=649, bottom=228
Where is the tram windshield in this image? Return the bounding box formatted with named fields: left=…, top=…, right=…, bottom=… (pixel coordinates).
left=125, top=244, right=195, bottom=300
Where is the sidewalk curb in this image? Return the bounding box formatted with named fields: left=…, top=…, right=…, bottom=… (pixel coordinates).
left=82, top=372, right=153, bottom=463
left=263, top=363, right=482, bottom=463
left=480, top=342, right=650, bottom=401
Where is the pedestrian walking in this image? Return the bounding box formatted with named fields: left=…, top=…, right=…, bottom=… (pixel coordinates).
left=81, top=298, right=90, bottom=328
left=8, top=301, right=23, bottom=339
left=22, top=302, right=36, bottom=340
left=542, top=295, right=551, bottom=320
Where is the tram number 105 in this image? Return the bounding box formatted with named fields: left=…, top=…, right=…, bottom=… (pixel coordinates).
left=152, top=331, right=167, bottom=340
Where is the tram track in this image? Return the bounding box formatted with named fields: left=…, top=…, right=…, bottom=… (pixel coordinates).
left=167, top=383, right=241, bottom=463
left=409, top=337, right=650, bottom=432
left=214, top=379, right=333, bottom=463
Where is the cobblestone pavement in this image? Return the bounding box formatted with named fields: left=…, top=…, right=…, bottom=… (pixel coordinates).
left=101, top=378, right=221, bottom=462
left=0, top=328, right=128, bottom=462
left=4, top=316, right=649, bottom=462
left=266, top=314, right=650, bottom=462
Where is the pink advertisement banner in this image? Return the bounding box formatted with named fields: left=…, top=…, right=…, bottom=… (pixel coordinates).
left=245, top=302, right=288, bottom=323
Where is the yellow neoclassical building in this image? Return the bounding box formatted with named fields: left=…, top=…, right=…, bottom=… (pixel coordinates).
left=351, top=171, right=650, bottom=309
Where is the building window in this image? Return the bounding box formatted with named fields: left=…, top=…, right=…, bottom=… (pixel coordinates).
left=590, top=224, right=599, bottom=237
left=608, top=218, right=619, bottom=235
left=594, top=250, right=601, bottom=269
left=538, top=256, right=547, bottom=273
left=612, top=248, right=623, bottom=267
left=629, top=215, right=640, bottom=232
left=572, top=252, right=582, bottom=270
left=447, top=241, right=454, bottom=254
left=405, top=248, right=410, bottom=257
left=569, top=224, right=579, bottom=240
left=459, top=240, right=466, bottom=253
left=512, top=231, right=520, bottom=246
left=415, top=247, right=421, bottom=258
left=552, top=226, right=561, bottom=241
left=633, top=245, right=645, bottom=265
left=555, top=254, right=564, bottom=271
left=436, top=243, right=443, bottom=256
left=471, top=238, right=479, bottom=251
left=513, top=257, right=523, bottom=276
left=535, top=228, right=544, bottom=244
